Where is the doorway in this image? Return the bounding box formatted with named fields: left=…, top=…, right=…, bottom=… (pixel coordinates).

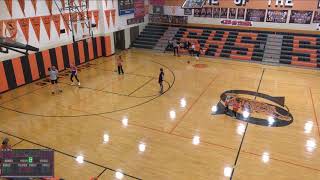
left=113, top=30, right=125, bottom=52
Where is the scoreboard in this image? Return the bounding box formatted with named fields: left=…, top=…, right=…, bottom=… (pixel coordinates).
left=0, top=149, right=54, bottom=178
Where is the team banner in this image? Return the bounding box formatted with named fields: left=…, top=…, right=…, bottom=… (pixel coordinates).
left=4, top=0, right=13, bottom=17
left=266, top=10, right=288, bottom=23
left=62, top=13, right=70, bottom=34
left=18, top=0, right=25, bottom=16
left=229, top=8, right=236, bottom=19
left=184, top=8, right=192, bottom=15
left=105, top=10, right=110, bottom=28
left=289, top=10, right=313, bottom=24
left=71, top=13, right=78, bottom=33
left=111, top=9, right=116, bottom=26
left=45, top=0, right=53, bottom=14
left=313, top=11, right=320, bottom=23
left=118, top=0, right=134, bottom=15
left=52, top=14, right=61, bottom=37
left=246, top=9, right=266, bottom=22
left=31, top=0, right=37, bottom=14
left=182, top=0, right=205, bottom=9
left=237, top=8, right=245, bottom=19
left=18, top=18, right=30, bottom=42
left=212, top=8, right=220, bottom=18
left=4, top=19, right=17, bottom=39
left=30, top=16, right=41, bottom=41
left=220, top=8, right=228, bottom=18
left=41, top=15, right=52, bottom=39
left=134, top=0, right=145, bottom=18
left=79, top=12, right=85, bottom=31
left=93, top=10, right=99, bottom=28
left=149, top=14, right=188, bottom=24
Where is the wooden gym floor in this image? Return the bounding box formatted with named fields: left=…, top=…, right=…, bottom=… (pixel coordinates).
left=1, top=49, right=320, bottom=179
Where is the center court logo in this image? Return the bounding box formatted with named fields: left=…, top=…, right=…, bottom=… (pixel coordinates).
left=212, top=90, right=293, bottom=127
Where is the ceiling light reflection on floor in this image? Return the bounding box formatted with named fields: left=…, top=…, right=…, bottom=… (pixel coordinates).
left=192, top=135, right=200, bottom=145
left=224, top=167, right=232, bottom=177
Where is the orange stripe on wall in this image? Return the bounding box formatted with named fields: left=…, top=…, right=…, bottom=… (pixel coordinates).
left=88, top=39, right=94, bottom=60
left=55, top=46, right=64, bottom=71
left=0, top=62, right=9, bottom=93
left=42, top=50, right=52, bottom=75
left=11, top=58, right=26, bottom=86
left=78, top=41, right=85, bottom=64
left=96, top=37, right=102, bottom=57
left=67, top=43, right=75, bottom=66
left=28, top=53, right=40, bottom=81
left=105, top=36, right=112, bottom=56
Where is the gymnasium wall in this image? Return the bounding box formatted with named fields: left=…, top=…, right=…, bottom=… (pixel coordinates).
left=0, top=0, right=149, bottom=61
left=159, top=0, right=319, bottom=31
left=0, top=36, right=112, bottom=93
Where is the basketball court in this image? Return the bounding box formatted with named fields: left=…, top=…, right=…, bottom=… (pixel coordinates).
left=1, top=0, right=320, bottom=179
left=0, top=49, right=320, bottom=179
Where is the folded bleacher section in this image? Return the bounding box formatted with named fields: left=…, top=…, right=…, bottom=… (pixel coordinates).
left=132, top=24, right=168, bottom=49
left=134, top=23, right=320, bottom=69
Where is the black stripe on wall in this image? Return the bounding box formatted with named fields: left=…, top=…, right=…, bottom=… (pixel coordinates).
left=3, top=60, right=17, bottom=89
left=20, top=56, right=33, bottom=84
left=49, top=48, right=58, bottom=68
left=92, top=37, right=98, bottom=59
left=83, top=40, right=89, bottom=62
left=61, top=45, right=70, bottom=68
left=73, top=43, right=80, bottom=66
left=101, top=36, right=106, bottom=57
left=35, top=52, right=46, bottom=78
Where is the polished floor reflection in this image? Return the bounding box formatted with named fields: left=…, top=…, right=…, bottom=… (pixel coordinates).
left=1, top=49, right=320, bottom=179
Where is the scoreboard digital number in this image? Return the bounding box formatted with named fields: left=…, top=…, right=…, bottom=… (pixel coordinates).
left=0, top=149, right=54, bottom=178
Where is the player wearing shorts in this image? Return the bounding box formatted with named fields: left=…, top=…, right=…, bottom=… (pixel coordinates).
left=70, top=64, right=80, bottom=86
left=48, top=66, right=62, bottom=94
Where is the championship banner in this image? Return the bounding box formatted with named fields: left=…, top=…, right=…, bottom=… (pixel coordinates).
left=45, top=0, right=53, bottom=14
left=246, top=9, right=266, bottom=22
left=221, top=20, right=252, bottom=26
left=41, top=15, right=52, bottom=39
left=30, top=16, right=41, bottom=41
left=266, top=10, right=288, bottom=23
left=289, top=10, right=313, bottom=24
left=92, top=10, right=100, bottom=28
left=105, top=10, right=110, bottom=28
left=4, top=19, right=17, bottom=39
left=4, top=0, right=13, bottom=17
left=184, top=8, right=192, bottom=15
left=31, top=0, right=37, bottom=14
left=52, top=14, right=61, bottom=37
left=118, top=0, right=134, bottom=15
left=194, top=9, right=201, bottom=17
left=220, top=8, right=228, bottom=18
left=0, top=21, right=3, bottom=37
left=182, top=0, right=205, bottom=9
left=212, top=8, right=220, bottom=18
left=18, top=18, right=30, bottom=42
left=313, top=11, right=320, bottom=23
left=134, top=0, right=145, bottom=18
left=237, top=8, right=245, bottom=19
left=111, top=9, right=116, bottom=26
left=229, top=8, right=236, bottom=19
left=62, top=13, right=70, bottom=34
left=18, top=0, right=25, bottom=16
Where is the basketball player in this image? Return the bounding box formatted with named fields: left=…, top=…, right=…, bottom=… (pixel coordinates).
left=117, top=55, right=124, bottom=75
left=70, top=64, right=80, bottom=86
left=48, top=66, right=62, bottom=94
left=158, top=68, right=164, bottom=94
left=1, top=137, right=11, bottom=150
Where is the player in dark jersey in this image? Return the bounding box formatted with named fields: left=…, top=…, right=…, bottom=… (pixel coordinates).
left=158, top=68, right=164, bottom=94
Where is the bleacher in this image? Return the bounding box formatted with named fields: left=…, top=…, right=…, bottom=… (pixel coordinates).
left=132, top=24, right=168, bottom=49
left=133, top=23, right=320, bottom=69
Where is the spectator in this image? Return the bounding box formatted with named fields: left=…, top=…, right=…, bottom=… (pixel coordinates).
left=173, top=39, right=179, bottom=56
left=1, top=137, right=11, bottom=150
